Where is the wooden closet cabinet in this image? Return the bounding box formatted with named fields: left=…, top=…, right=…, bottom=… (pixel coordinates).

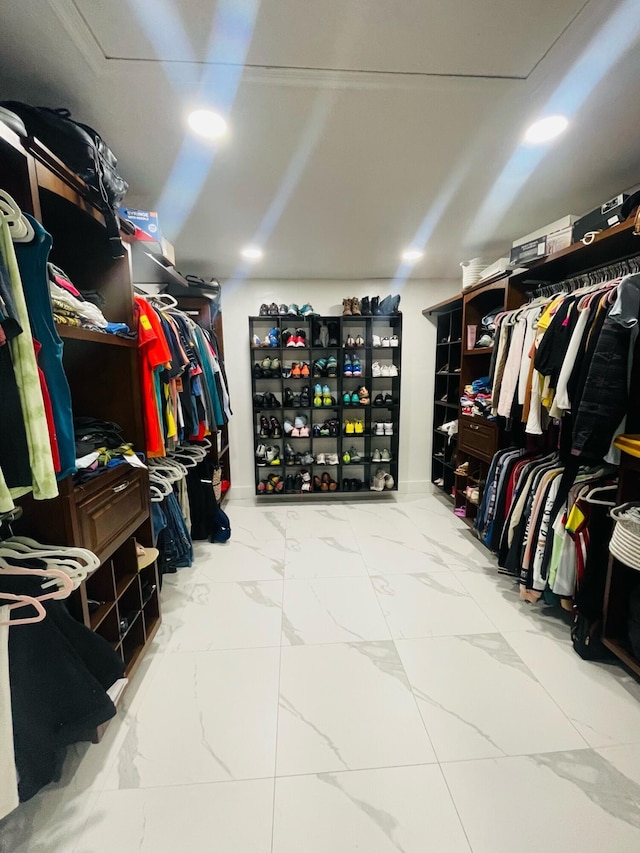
left=0, top=118, right=160, bottom=680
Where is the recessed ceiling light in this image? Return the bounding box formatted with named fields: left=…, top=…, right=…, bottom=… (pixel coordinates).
left=188, top=109, right=228, bottom=140
left=241, top=246, right=263, bottom=261
left=402, top=248, right=424, bottom=262
left=524, top=115, right=568, bottom=145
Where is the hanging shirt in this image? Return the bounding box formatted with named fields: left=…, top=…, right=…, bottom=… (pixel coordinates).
left=0, top=215, right=58, bottom=508
left=14, top=216, right=76, bottom=479
left=134, top=296, right=172, bottom=457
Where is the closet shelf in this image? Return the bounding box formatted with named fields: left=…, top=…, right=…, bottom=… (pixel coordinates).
left=115, top=573, right=139, bottom=598
left=56, top=324, right=137, bottom=347
left=89, top=600, right=117, bottom=631
left=463, top=347, right=494, bottom=356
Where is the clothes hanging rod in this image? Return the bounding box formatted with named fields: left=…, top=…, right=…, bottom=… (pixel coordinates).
left=525, top=251, right=640, bottom=300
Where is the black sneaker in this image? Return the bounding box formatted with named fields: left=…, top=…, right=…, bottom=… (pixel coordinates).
left=285, top=475, right=295, bottom=493
left=268, top=302, right=279, bottom=315
left=360, top=296, right=370, bottom=315
left=342, top=478, right=351, bottom=491
left=259, top=304, right=269, bottom=316
left=294, top=473, right=303, bottom=492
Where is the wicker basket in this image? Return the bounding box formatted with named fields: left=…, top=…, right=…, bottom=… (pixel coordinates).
left=609, top=502, right=640, bottom=571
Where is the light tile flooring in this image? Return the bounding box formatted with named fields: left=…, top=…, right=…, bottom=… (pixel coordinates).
left=2, top=492, right=640, bottom=852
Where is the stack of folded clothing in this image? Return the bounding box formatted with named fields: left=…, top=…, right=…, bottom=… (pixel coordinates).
left=48, top=264, right=131, bottom=336
left=461, top=376, right=494, bottom=419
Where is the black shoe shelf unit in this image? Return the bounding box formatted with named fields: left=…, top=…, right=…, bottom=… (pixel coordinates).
left=249, top=313, right=402, bottom=496
left=423, top=296, right=462, bottom=501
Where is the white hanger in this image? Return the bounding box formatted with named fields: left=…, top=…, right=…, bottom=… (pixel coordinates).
left=0, top=190, right=35, bottom=242
left=583, top=484, right=618, bottom=506
left=148, top=293, right=177, bottom=309
left=0, top=559, right=74, bottom=600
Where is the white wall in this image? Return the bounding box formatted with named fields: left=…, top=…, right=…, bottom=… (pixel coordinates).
left=221, top=279, right=459, bottom=498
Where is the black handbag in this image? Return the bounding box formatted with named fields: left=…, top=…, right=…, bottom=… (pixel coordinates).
left=1, top=101, right=128, bottom=257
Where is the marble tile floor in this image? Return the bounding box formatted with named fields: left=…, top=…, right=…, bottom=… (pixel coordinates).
left=2, top=491, right=640, bottom=852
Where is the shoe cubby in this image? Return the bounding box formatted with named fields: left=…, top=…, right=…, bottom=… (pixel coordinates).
left=249, top=312, right=402, bottom=496
left=424, top=296, right=463, bottom=502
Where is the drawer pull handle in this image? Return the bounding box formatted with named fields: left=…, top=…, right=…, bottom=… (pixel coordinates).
left=469, top=424, right=480, bottom=431
left=112, top=481, right=130, bottom=493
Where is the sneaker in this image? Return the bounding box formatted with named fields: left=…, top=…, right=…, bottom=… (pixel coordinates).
left=349, top=447, right=361, bottom=463
left=319, top=323, right=329, bottom=348
left=381, top=448, right=391, bottom=462
left=382, top=337, right=391, bottom=347
left=351, top=357, right=362, bottom=377
left=383, top=471, right=395, bottom=490
left=345, top=420, right=355, bottom=435
left=259, top=304, right=269, bottom=316
left=372, top=448, right=381, bottom=463
left=370, top=470, right=385, bottom=491
left=342, top=478, right=351, bottom=491
left=389, top=364, right=399, bottom=377
left=372, top=362, right=382, bottom=377
left=270, top=416, right=282, bottom=438
left=374, top=422, right=385, bottom=436
left=345, top=335, right=355, bottom=347
left=390, top=335, right=399, bottom=347
left=327, top=453, right=340, bottom=465
left=384, top=421, right=393, bottom=436
left=268, top=328, right=280, bottom=347
left=256, top=444, right=267, bottom=465
left=279, top=303, right=289, bottom=316
left=354, top=420, right=364, bottom=434
left=372, top=334, right=381, bottom=347
left=313, top=383, right=323, bottom=407
left=355, top=335, right=365, bottom=347
left=380, top=364, right=391, bottom=378
left=300, top=362, right=310, bottom=378
left=284, top=442, right=295, bottom=464
left=295, top=329, right=307, bottom=347
left=342, top=449, right=351, bottom=464
left=343, top=391, right=352, bottom=406
left=300, top=422, right=310, bottom=437
left=320, top=422, right=331, bottom=437
left=268, top=302, right=279, bottom=316
left=301, top=451, right=315, bottom=465
left=287, top=304, right=300, bottom=316
left=316, top=453, right=326, bottom=465
left=373, top=393, right=385, bottom=405
left=351, top=391, right=360, bottom=405
left=344, top=353, right=353, bottom=377
left=294, top=414, right=307, bottom=429
left=313, top=358, right=327, bottom=377
left=265, top=445, right=280, bottom=464
left=252, top=334, right=262, bottom=347
left=361, top=297, right=371, bottom=314
left=284, top=474, right=295, bottom=493
left=326, top=356, right=338, bottom=377
left=283, top=419, right=294, bottom=435
left=259, top=416, right=271, bottom=438
left=300, top=303, right=317, bottom=316
left=327, top=321, right=339, bottom=347
left=383, top=393, right=394, bottom=405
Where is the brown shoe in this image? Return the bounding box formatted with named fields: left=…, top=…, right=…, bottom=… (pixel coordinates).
left=342, top=298, right=353, bottom=316
left=351, top=297, right=361, bottom=315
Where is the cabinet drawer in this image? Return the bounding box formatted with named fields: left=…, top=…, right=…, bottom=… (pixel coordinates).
left=458, top=416, right=497, bottom=462
left=76, top=468, right=149, bottom=561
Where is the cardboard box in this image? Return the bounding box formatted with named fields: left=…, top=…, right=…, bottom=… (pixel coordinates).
left=510, top=237, right=547, bottom=266
left=511, top=215, right=578, bottom=249
left=545, top=225, right=574, bottom=255
left=121, top=208, right=162, bottom=242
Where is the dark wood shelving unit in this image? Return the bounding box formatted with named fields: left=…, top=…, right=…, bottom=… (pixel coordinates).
left=250, top=313, right=402, bottom=495
left=424, top=296, right=462, bottom=501
left=0, top=121, right=162, bottom=704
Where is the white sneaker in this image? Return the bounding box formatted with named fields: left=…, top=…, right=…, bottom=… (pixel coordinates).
left=316, top=452, right=326, bottom=464
left=390, top=335, right=399, bottom=347
left=381, top=448, right=391, bottom=462
left=370, top=470, right=385, bottom=491
left=382, top=337, right=391, bottom=347
left=372, top=448, right=381, bottom=462
left=372, top=334, right=381, bottom=347
left=383, top=472, right=395, bottom=490
left=380, top=364, right=391, bottom=377
left=256, top=444, right=267, bottom=465
left=327, top=453, right=339, bottom=465
left=389, top=364, right=399, bottom=377
left=384, top=421, right=393, bottom=436
left=374, top=422, right=385, bottom=436
left=372, top=362, right=382, bottom=377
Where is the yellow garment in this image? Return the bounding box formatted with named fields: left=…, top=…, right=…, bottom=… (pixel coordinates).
left=536, top=295, right=565, bottom=333
left=614, top=435, right=640, bottom=459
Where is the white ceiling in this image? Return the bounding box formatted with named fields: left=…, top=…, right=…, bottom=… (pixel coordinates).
left=1, top=0, right=640, bottom=281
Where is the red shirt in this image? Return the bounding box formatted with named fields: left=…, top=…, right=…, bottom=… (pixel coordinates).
left=134, top=297, right=171, bottom=457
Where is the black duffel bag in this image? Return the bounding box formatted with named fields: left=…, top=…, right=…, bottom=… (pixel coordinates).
left=1, top=101, right=128, bottom=257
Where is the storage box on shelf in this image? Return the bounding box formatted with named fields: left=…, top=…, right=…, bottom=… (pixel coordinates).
left=250, top=313, right=402, bottom=495
left=0, top=120, right=161, bottom=690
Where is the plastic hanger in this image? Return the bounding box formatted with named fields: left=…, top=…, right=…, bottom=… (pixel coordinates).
left=583, top=484, right=618, bottom=506
left=0, top=559, right=75, bottom=601
left=0, top=592, right=47, bottom=626
left=0, top=190, right=35, bottom=242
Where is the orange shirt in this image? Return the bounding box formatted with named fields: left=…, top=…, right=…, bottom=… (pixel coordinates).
left=134, top=297, right=171, bottom=457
